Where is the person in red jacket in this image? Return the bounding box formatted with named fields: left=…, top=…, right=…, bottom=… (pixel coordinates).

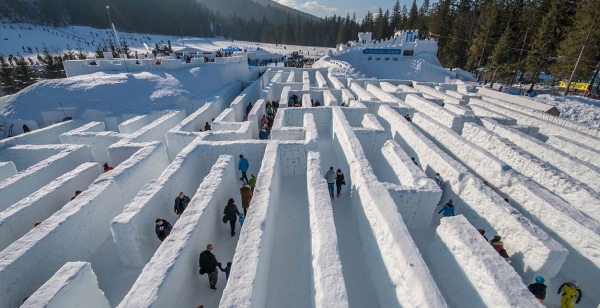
left=490, top=235, right=510, bottom=260
left=103, top=163, right=114, bottom=173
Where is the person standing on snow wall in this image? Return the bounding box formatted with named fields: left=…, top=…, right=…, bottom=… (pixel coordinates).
left=238, top=154, right=249, bottom=184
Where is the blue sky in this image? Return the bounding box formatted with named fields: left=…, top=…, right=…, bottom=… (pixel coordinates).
left=274, top=0, right=416, bottom=19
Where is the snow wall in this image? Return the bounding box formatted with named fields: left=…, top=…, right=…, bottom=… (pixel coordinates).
left=0, top=142, right=169, bottom=307
left=118, top=155, right=236, bottom=307
left=376, top=105, right=568, bottom=281
left=21, top=262, right=110, bottom=308
left=428, top=215, right=543, bottom=307
left=0, top=162, right=101, bottom=252
left=330, top=107, right=447, bottom=307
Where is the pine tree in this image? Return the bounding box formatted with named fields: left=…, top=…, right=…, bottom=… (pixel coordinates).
left=76, top=42, right=88, bottom=60
left=95, top=44, right=104, bottom=58
left=407, top=0, right=420, bottom=29
left=551, top=0, right=600, bottom=83
left=0, top=54, right=15, bottom=94
left=391, top=0, right=402, bottom=31
left=466, top=0, right=502, bottom=71
left=282, top=14, right=294, bottom=44
left=417, top=0, right=430, bottom=32
left=65, top=44, right=75, bottom=60
left=447, top=0, right=475, bottom=69
left=13, top=55, right=33, bottom=88
left=400, top=5, right=408, bottom=29
left=41, top=44, right=58, bottom=78
left=428, top=0, right=455, bottom=66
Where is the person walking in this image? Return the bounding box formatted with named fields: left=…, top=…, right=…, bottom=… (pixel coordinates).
left=224, top=198, right=242, bottom=237
left=155, top=218, right=173, bottom=242
left=248, top=173, right=257, bottom=192
left=434, top=173, right=444, bottom=189
left=240, top=184, right=253, bottom=216
left=438, top=199, right=455, bottom=217
left=199, top=244, right=221, bottom=290
left=219, top=262, right=232, bottom=281
left=528, top=276, right=547, bottom=303
left=557, top=280, right=582, bottom=308
left=238, top=155, right=249, bottom=184
left=174, top=192, right=191, bottom=217
left=335, top=169, right=345, bottom=198
left=324, top=166, right=336, bottom=199
left=490, top=235, right=510, bottom=260
left=245, top=102, right=253, bottom=116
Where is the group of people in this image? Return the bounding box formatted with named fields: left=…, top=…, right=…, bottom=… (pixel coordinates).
left=153, top=154, right=261, bottom=291
left=324, top=167, right=345, bottom=198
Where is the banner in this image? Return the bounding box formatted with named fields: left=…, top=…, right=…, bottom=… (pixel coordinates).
left=558, top=81, right=590, bottom=91
left=362, top=49, right=402, bottom=55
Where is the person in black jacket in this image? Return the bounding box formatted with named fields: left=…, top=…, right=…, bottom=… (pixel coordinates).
left=528, top=275, right=547, bottom=303
left=335, top=169, right=345, bottom=198
left=155, top=218, right=173, bottom=242
left=199, top=244, right=221, bottom=289
left=224, top=198, right=242, bottom=237
left=174, top=192, right=191, bottom=217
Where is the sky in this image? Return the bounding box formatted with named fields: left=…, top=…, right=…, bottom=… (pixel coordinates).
left=274, top=0, right=413, bottom=19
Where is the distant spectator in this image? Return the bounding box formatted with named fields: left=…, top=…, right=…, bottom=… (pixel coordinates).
left=324, top=166, right=336, bottom=198
left=243, top=115, right=248, bottom=122
left=528, top=276, right=547, bottom=303
left=238, top=155, right=249, bottom=183
left=199, top=244, right=221, bottom=289
left=204, top=122, right=211, bottom=131
left=224, top=198, right=242, bottom=237
left=155, top=218, right=173, bottom=242
left=411, top=157, right=418, bottom=166
left=314, top=100, right=321, bottom=107
left=71, top=190, right=82, bottom=200
left=405, top=114, right=412, bottom=122
left=477, top=229, right=488, bottom=241
left=438, top=199, right=455, bottom=217
left=103, top=163, right=114, bottom=173
left=219, top=262, right=232, bottom=280
left=434, top=173, right=444, bottom=189
left=22, top=124, right=30, bottom=133
left=34, top=221, right=42, bottom=227
left=490, top=235, right=510, bottom=260
left=248, top=173, right=257, bottom=192
left=174, top=192, right=191, bottom=217
left=240, top=184, right=253, bottom=216
left=504, top=198, right=509, bottom=203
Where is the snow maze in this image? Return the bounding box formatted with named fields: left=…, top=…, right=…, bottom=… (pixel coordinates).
left=2, top=67, right=600, bottom=308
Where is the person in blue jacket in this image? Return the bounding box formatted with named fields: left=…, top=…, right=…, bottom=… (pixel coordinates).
left=219, top=262, right=232, bottom=281
left=238, top=154, right=249, bottom=184
left=438, top=199, right=455, bottom=217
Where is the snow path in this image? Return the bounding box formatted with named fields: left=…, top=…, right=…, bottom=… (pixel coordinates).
left=88, top=237, right=143, bottom=307
left=191, top=215, right=242, bottom=308
left=318, top=134, right=381, bottom=308
left=264, top=175, right=312, bottom=308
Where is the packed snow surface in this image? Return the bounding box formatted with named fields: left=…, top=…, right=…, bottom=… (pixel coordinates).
left=536, top=94, right=600, bottom=128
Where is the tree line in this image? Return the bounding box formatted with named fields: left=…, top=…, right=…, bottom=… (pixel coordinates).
left=359, top=0, right=599, bottom=89
left=2, top=0, right=598, bottom=91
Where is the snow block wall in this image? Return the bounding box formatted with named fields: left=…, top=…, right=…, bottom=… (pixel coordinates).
left=306, top=152, right=349, bottom=308
left=0, top=162, right=101, bottom=252
left=118, top=115, right=153, bottom=134
left=59, top=121, right=124, bottom=164
left=21, top=262, right=110, bottom=308
left=545, top=135, right=600, bottom=168
left=220, top=143, right=281, bottom=308
left=0, top=142, right=168, bottom=308
left=414, top=84, right=466, bottom=105
left=0, top=144, right=93, bottom=210
left=118, top=155, right=236, bottom=308
left=331, top=107, right=447, bottom=307
left=0, top=161, right=17, bottom=182
left=379, top=140, right=442, bottom=229
left=462, top=122, right=600, bottom=224
left=0, top=120, right=82, bottom=148
left=0, top=144, right=68, bottom=170
left=479, top=118, right=600, bottom=193
left=468, top=104, right=517, bottom=125
left=405, top=94, right=464, bottom=134
left=428, top=215, right=543, bottom=308
left=376, top=105, right=568, bottom=281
